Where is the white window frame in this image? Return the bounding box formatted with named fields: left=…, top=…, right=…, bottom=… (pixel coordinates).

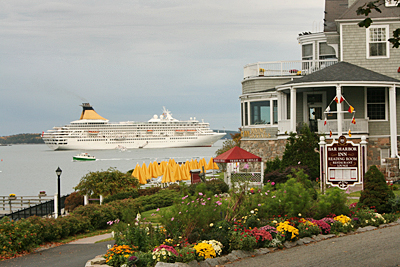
left=385, top=0, right=399, bottom=7
left=366, top=25, right=390, bottom=59
left=247, top=98, right=278, bottom=126
left=364, top=87, right=388, bottom=121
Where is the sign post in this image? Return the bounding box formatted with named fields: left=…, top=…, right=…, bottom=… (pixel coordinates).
left=323, top=135, right=363, bottom=190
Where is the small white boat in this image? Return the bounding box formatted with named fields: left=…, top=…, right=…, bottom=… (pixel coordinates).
left=73, top=153, right=96, bottom=161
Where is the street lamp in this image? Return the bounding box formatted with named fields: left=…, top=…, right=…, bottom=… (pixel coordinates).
left=55, top=167, right=62, bottom=217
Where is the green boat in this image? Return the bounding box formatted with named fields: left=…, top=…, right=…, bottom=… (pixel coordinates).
left=73, top=153, right=96, bottom=161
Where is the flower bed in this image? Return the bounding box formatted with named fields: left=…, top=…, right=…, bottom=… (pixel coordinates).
left=102, top=178, right=400, bottom=267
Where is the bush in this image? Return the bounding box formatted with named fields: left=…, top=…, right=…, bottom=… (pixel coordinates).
left=103, top=189, right=140, bottom=204
left=187, top=180, right=229, bottom=196
left=311, top=188, right=350, bottom=219
left=138, top=187, right=161, bottom=197
left=357, top=165, right=394, bottom=213
left=64, top=192, right=84, bottom=212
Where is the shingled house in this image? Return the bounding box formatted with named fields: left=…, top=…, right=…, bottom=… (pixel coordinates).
left=240, top=0, right=400, bottom=177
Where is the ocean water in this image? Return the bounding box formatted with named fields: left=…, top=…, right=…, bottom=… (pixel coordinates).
left=0, top=141, right=224, bottom=196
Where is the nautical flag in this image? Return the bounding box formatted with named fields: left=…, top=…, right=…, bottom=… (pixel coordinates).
left=334, top=97, right=339, bottom=103
left=348, top=105, right=354, bottom=113
left=340, top=96, right=344, bottom=103
left=329, top=130, right=332, bottom=137
left=324, top=118, right=327, bottom=126
left=348, top=129, right=352, bottom=137
left=351, top=117, right=356, bottom=124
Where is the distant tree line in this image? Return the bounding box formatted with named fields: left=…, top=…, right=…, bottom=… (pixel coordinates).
left=0, top=133, right=44, bottom=144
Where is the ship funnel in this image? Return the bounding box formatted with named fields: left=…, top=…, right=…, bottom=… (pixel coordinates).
left=79, top=103, right=108, bottom=120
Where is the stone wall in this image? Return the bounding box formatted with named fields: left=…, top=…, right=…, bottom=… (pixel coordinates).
left=241, top=139, right=287, bottom=163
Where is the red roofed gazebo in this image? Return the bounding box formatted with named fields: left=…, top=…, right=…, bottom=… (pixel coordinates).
left=213, top=146, right=262, bottom=163
left=214, top=146, right=263, bottom=188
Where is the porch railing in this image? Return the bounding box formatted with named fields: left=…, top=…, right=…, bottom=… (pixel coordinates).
left=317, top=118, right=369, bottom=134
left=243, top=59, right=338, bottom=79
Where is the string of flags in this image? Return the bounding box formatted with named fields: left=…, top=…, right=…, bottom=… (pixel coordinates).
left=324, top=95, right=356, bottom=138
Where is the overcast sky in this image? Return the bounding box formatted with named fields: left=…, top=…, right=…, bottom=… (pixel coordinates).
left=0, top=0, right=325, bottom=136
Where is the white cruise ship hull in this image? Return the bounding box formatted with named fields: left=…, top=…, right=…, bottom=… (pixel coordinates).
left=43, top=103, right=226, bottom=151
left=44, top=133, right=225, bottom=150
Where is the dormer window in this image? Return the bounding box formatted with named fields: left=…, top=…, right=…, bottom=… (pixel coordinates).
left=367, top=25, right=389, bottom=58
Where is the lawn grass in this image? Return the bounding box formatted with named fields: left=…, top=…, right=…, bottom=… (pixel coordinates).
left=141, top=206, right=171, bottom=224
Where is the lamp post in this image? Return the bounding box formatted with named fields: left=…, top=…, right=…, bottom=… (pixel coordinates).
left=55, top=167, right=62, bottom=217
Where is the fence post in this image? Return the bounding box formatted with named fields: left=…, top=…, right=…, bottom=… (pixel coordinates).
left=99, top=195, right=103, bottom=205
left=54, top=194, right=58, bottom=218
left=84, top=195, right=89, bottom=205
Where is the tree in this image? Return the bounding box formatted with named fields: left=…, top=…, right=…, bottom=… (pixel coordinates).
left=281, top=124, right=320, bottom=180
left=357, top=0, right=400, bottom=48
left=357, top=165, right=394, bottom=213
left=74, top=167, right=139, bottom=197
left=264, top=124, right=320, bottom=182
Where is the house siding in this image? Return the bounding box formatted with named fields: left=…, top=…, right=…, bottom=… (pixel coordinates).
left=242, top=78, right=293, bottom=94
left=341, top=23, right=400, bottom=80
left=343, top=86, right=364, bottom=119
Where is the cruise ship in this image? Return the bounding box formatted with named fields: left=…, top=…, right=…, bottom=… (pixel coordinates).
left=42, top=103, right=225, bottom=150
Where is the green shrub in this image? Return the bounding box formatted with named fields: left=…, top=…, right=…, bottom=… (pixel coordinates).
left=0, top=217, right=41, bottom=257
left=259, top=178, right=313, bottom=218
left=135, top=189, right=180, bottom=213
left=138, top=187, right=161, bottom=197
left=102, top=189, right=139, bottom=204
left=389, top=195, right=400, bottom=213
left=357, top=165, right=394, bottom=213
left=187, top=180, right=229, bottom=196
left=311, top=188, right=350, bottom=219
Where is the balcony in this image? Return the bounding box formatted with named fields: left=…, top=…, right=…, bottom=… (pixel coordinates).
left=243, top=59, right=338, bottom=79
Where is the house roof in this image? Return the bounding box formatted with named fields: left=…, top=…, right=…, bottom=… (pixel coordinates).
left=324, top=0, right=349, bottom=32
left=339, top=0, right=400, bottom=20
left=282, top=62, right=400, bottom=85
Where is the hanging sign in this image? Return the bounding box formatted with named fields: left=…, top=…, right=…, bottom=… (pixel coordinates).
left=326, top=136, right=362, bottom=189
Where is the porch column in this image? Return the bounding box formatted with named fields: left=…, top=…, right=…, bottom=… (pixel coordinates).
left=336, top=84, right=342, bottom=136
left=277, top=92, right=282, bottom=122
left=389, top=85, right=398, bottom=157
left=290, top=87, right=297, bottom=133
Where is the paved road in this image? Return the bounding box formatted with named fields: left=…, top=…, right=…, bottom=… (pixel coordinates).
left=0, top=234, right=114, bottom=267
left=225, top=224, right=400, bottom=267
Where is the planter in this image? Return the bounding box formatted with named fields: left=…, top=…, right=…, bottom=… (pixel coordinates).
left=8, top=196, right=16, bottom=200
left=39, top=194, right=47, bottom=197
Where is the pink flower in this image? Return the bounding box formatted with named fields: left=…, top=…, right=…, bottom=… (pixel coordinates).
left=156, top=208, right=160, bottom=211
left=265, top=192, right=268, bottom=196
left=171, top=217, right=174, bottom=221
left=199, top=192, right=203, bottom=196
left=258, top=204, right=261, bottom=206
left=271, top=182, right=275, bottom=185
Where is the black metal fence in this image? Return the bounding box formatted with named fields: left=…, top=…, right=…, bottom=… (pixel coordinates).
left=0, top=194, right=69, bottom=220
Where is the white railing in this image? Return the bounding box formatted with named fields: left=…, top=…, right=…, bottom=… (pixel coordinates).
left=317, top=118, right=369, bottom=134
left=243, top=59, right=338, bottom=78
left=0, top=195, right=53, bottom=214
